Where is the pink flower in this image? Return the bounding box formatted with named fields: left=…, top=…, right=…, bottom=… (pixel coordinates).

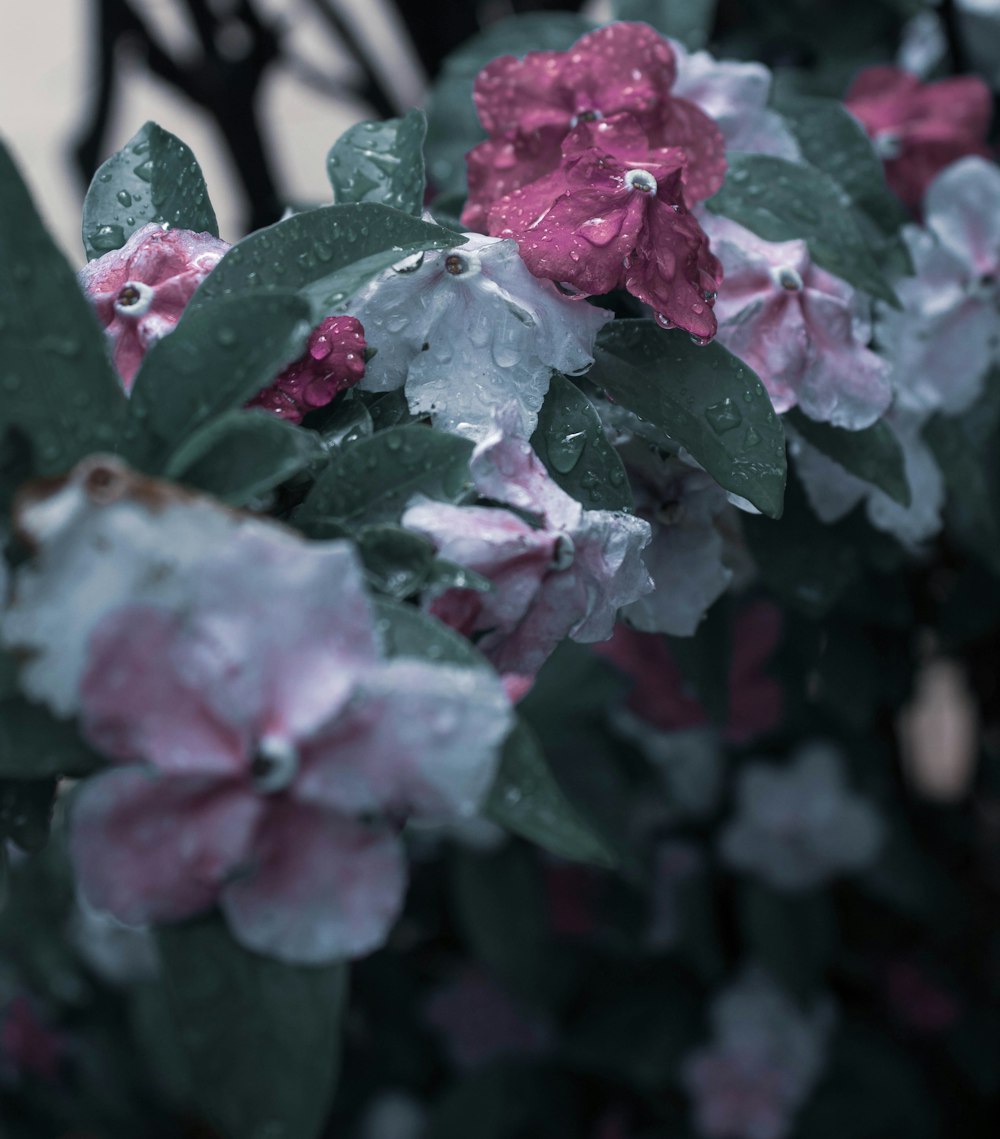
left=702, top=213, right=892, bottom=429
left=403, top=415, right=652, bottom=679
left=845, top=65, right=992, bottom=214
left=488, top=117, right=723, bottom=340
left=78, top=223, right=229, bottom=390
left=247, top=315, right=367, bottom=423
left=463, top=21, right=726, bottom=232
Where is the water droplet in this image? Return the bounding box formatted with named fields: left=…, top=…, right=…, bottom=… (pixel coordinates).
left=743, top=425, right=761, bottom=447
left=133, top=160, right=154, bottom=183
left=705, top=398, right=743, bottom=434
left=216, top=326, right=238, bottom=347
left=90, top=224, right=125, bottom=252
left=547, top=429, right=586, bottom=473
left=116, top=189, right=133, bottom=207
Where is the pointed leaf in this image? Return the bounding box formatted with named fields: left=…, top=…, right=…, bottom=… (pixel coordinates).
left=0, top=697, right=103, bottom=779
left=159, top=914, right=348, bottom=1139
left=787, top=407, right=910, bottom=506
left=164, top=409, right=325, bottom=505
left=327, top=110, right=427, bottom=216
left=531, top=374, right=633, bottom=513
left=298, top=425, right=472, bottom=526
left=188, top=204, right=461, bottom=321
left=589, top=320, right=786, bottom=518
left=356, top=525, right=437, bottom=599
left=0, top=140, right=128, bottom=475
left=707, top=153, right=901, bottom=307
left=372, top=596, right=491, bottom=671
left=82, top=122, right=218, bottom=261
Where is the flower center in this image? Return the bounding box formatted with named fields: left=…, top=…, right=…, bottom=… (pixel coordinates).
left=772, top=266, right=804, bottom=292
left=444, top=254, right=468, bottom=275
left=624, top=169, right=657, bottom=195
left=113, top=280, right=154, bottom=317
left=551, top=533, right=576, bottom=571
left=251, top=735, right=299, bottom=794
left=970, top=270, right=998, bottom=299
left=570, top=108, right=603, bottom=128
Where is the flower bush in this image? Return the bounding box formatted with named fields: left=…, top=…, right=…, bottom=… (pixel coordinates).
left=1, top=3, right=999, bottom=1138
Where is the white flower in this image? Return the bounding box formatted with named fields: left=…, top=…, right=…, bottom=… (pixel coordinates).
left=350, top=232, right=611, bottom=440
left=719, top=742, right=884, bottom=891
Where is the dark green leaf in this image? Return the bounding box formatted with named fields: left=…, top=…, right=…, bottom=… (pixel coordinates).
left=128, top=291, right=312, bottom=464
left=82, top=122, right=218, bottom=260
left=485, top=723, right=618, bottom=868
left=707, top=154, right=901, bottom=307
left=787, top=407, right=910, bottom=506
left=589, top=320, right=786, bottom=518
left=164, top=409, right=325, bottom=505
left=366, top=388, right=414, bottom=431
left=427, top=1065, right=573, bottom=1139
left=531, top=375, right=632, bottom=513
left=188, top=204, right=461, bottom=321
left=0, top=777, right=56, bottom=852
left=327, top=110, right=427, bottom=216
left=0, top=140, right=128, bottom=475
left=738, top=882, right=836, bottom=998
left=776, top=95, right=907, bottom=235
left=356, top=525, right=436, bottom=598
left=158, top=914, right=348, bottom=1139
left=614, top=0, right=717, bottom=47
left=372, top=595, right=490, bottom=671
left=0, top=698, right=103, bottom=779
left=298, top=424, right=472, bottom=526
left=305, top=393, right=373, bottom=449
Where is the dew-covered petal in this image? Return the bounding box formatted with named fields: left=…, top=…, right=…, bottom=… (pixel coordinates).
left=923, top=156, right=1000, bottom=273
left=296, top=659, right=512, bottom=818
left=70, top=766, right=261, bottom=926
left=472, top=49, right=574, bottom=138
left=559, top=22, right=678, bottom=120
left=220, top=802, right=405, bottom=963
left=463, top=133, right=564, bottom=233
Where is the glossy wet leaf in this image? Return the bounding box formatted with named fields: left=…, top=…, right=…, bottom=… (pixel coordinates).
left=356, top=525, right=437, bottom=599
left=188, top=204, right=461, bottom=321
left=164, top=409, right=325, bottom=505
left=306, top=393, right=373, bottom=449
left=373, top=596, right=491, bottom=671
left=327, top=110, right=427, bottom=216
left=82, top=121, right=218, bottom=260
left=589, top=320, right=786, bottom=518
left=788, top=408, right=910, bottom=507
left=0, top=140, right=128, bottom=475
left=0, top=697, right=104, bottom=779
left=614, top=0, right=717, bottom=47
left=158, top=914, right=347, bottom=1139
left=531, top=375, right=632, bottom=513
left=128, top=291, right=311, bottom=466
left=298, top=425, right=472, bottom=526
left=708, top=153, right=901, bottom=308
left=0, top=778, right=56, bottom=853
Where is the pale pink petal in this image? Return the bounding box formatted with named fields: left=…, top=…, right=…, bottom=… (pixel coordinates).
left=220, top=802, right=406, bottom=963
left=470, top=427, right=582, bottom=532
left=70, top=767, right=261, bottom=926
left=923, top=156, right=1000, bottom=272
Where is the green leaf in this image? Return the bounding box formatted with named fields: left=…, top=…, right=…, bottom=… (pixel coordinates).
left=613, top=0, right=717, bottom=47
left=738, top=883, right=837, bottom=999
left=0, top=698, right=103, bottom=779
left=327, top=110, right=427, bottom=216
left=164, top=409, right=325, bottom=505
left=531, top=375, right=632, bottom=513
left=707, top=153, right=901, bottom=307
left=775, top=95, right=907, bottom=236
left=158, top=914, right=348, bottom=1139
left=787, top=408, right=911, bottom=506
left=589, top=319, right=786, bottom=518
left=372, top=595, right=491, bottom=671
left=484, top=723, right=618, bottom=868
left=0, top=777, right=56, bottom=852
left=298, top=424, right=472, bottom=526
left=82, top=121, right=218, bottom=260
left=306, top=392, right=373, bottom=449
left=0, top=140, right=128, bottom=475
left=128, top=291, right=312, bottom=464
left=188, top=204, right=461, bottom=321
left=356, top=525, right=437, bottom=598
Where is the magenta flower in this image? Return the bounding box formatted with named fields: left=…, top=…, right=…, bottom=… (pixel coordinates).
left=403, top=416, right=652, bottom=680
left=462, top=21, right=726, bottom=232
left=845, top=65, right=992, bottom=214
left=247, top=315, right=367, bottom=423
left=702, top=213, right=892, bottom=428
left=488, top=117, right=723, bottom=340
left=78, top=223, right=229, bottom=390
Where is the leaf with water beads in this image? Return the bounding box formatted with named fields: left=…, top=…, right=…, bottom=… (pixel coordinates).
left=82, top=121, right=218, bottom=261
left=588, top=320, right=787, bottom=519
left=297, top=424, right=473, bottom=529
left=327, top=111, right=427, bottom=216
left=707, top=153, right=901, bottom=308
left=530, top=374, right=633, bottom=514
left=0, top=140, right=129, bottom=477
left=158, top=913, right=348, bottom=1139
left=187, top=204, right=463, bottom=322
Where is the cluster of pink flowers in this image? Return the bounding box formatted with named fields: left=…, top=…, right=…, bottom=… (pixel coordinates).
left=462, top=22, right=727, bottom=340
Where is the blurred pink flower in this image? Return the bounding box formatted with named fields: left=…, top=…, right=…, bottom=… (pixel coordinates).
left=488, top=116, right=723, bottom=340
left=703, top=213, right=892, bottom=429
left=78, top=223, right=229, bottom=390
left=403, top=417, right=652, bottom=679
left=463, top=21, right=726, bottom=231
left=247, top=315, right=367, bottom=423
left=845, top=65, right=992, bottom=214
